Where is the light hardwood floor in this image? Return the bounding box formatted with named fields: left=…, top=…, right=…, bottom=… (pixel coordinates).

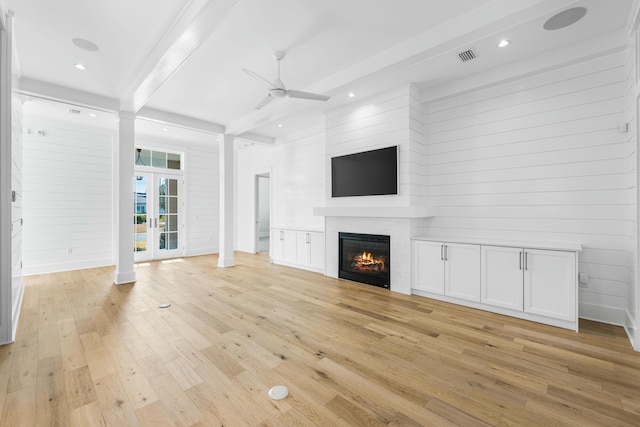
left=1, top=252, right=640, bottom=426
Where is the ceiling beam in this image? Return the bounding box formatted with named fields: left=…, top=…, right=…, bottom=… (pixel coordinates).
left=236, top=131, right=275, bottom=146
left=225, top=0, right=568, bottom=136
left=18, top=78, right=119, bottom=111
left=119, top=0, right=244, bottom=113
left=136, top=106, right=224, bottom=134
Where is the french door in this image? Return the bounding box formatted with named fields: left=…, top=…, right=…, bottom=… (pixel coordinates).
left=134, top=172, right=183, bottom=262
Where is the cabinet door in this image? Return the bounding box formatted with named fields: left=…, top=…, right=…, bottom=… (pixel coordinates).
left=444, top=243, right=481, bottom=302
left=308, top=232, right=325, bottom=270
left=524, top=249, right=576, bottom=321
left=296, top=232, right=310, bottom=265
left=413, top=241, right=445, bottom=295
left=282, top=230, right=298, bottom=263
left=481, top=245, right=523, bottom=311
left=271, top=229, right=284, bottom=260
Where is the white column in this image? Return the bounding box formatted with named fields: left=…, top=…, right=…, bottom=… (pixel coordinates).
left=218, top=134, right=235, bottom=267
left=114, top=112, right=136, bottom=284
left=0, top=14, right=12, bottom=343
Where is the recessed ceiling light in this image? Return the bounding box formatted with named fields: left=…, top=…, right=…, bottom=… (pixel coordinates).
left=498, top=39, right=510, bottom=48
left=74, top=63, right=86, bottom=70
left=277, top=124, right=283, bottom=128
left=89, top=113, right=97, bottom=117
left=72, top=38, right=99, bottom=52
left=162, top=127, right=168, bottom=132
left=348, top=92, right=355, bottom=98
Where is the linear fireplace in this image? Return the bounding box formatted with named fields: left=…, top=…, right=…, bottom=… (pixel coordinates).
left=338, top=232, right=390, bottom=289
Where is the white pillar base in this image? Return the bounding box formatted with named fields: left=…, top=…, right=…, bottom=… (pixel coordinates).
left=217, top=257, right=235, bottom=268
left=114, top=270, right=136, bottom=285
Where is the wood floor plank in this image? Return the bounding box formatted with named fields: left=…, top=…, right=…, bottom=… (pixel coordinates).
left=2, top=252, right=639, bottom=426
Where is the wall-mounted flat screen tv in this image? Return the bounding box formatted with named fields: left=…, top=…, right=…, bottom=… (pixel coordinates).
left=331, top=146, right=398, bottom=197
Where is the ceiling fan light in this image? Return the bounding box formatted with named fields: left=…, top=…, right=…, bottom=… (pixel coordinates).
left=271, top=88, right=287, bottom=98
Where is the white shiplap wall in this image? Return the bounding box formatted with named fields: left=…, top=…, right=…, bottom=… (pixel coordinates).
left=23, top=117, right=114, bottom=274
left=186, top=141, right=219, bottom=256
left=234, top=128, right=325, bottom=253
left=423, top=52, right=627, bottom=325
left=325, top=85, right=426, bottom=208
left=625, top=28, right=639, bottom=348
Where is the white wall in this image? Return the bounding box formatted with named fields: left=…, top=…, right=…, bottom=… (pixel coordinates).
left=325, top=85, right=426, bottom=208
left=11, top=93, right=23, bottom=339
left=422, top=51, right=627, bottom=325
left=625, top=16, right=639, bottom=349
left=235, top=127, right=325, bottom=253
left=23, top=116, right=115, bottom=274
left=185, top=141, right=219, bottom=256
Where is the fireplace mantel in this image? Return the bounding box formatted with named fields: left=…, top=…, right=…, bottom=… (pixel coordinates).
left=313, top=206, right=435, bottom=218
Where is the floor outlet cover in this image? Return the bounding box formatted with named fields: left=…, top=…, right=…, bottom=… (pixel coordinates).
left=268, top=385, right=289, bottom=400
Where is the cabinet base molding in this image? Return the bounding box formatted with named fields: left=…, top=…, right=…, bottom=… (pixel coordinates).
left=271, top=258, right=324, bottom=274
left=412, top=289, right=578, bottom=331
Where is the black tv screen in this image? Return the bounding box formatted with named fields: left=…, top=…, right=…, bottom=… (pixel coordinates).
left=331, top=146, right=398, bottom=197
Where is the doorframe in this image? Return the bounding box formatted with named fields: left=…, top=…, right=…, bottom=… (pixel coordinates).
left=254, top=172, right=271, bottom=254
left=133, top=170, right=185, bottom=262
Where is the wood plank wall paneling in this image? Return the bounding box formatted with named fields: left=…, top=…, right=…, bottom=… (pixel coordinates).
left=325, top=86, right=421, bottom=208
left=624, top=30, right=639, bottom=347
left=22, top=117, right=114, bottom=275
left=422, top=52, right=627, bottom=325
left=235, top=130, right=325, bottom=253
left=11, top=94, right=24, bottom=339
left=185, top=143, right=219, bottom=256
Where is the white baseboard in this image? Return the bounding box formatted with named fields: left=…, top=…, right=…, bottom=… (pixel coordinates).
left=624, top=310, right=639, bottom=351
left=23, top=258, right=113, bottom=276
left=578, top=302, right=625, bottom=326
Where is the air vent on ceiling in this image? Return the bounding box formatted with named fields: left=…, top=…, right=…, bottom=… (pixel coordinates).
left=69, top=108, right=81, bottom=115
left=458, top=49, right=476, bottom=63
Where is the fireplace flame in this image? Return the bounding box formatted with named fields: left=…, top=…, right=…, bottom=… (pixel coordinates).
left=355, top=251, right=385, bottom=270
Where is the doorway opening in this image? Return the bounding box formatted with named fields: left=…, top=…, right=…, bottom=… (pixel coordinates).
left=134, top=172, right=184, bottom=262
left=255, top=173, right=271, bottom=253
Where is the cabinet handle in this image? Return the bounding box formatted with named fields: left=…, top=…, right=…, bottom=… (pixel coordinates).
left=444, top=245, right=448, bottom=261
left=519, top=251, right=522, bottom=270
left=524, top=252, right=528, bottom=270
left=280, top=231, right=284, bottom=240
left=440, top=245, right=444, bottom=261
left=306, top=233, right=310, bottom=244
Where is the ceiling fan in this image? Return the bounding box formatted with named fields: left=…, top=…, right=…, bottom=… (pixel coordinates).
left=243, top=51, right=330, bottom=110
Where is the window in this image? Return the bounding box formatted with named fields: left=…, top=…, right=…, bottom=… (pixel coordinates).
left=135, top=148, right=182, bottom=170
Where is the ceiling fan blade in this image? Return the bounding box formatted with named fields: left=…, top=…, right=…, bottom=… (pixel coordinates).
left=243, top=68, right=277, bottom=89
left=286, top=89, right=330, bottom=101
left=254, top=94, right=275, bottom=110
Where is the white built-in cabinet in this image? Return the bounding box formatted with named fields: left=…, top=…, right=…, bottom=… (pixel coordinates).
left=413, top=238, right=579, bottom=331
left=271, top=228, right=324, bottom=273
left=413, top=241, right=480, bottom=302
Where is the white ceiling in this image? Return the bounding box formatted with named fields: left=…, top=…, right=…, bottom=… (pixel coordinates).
left=7, top=0, right=635, bottom=143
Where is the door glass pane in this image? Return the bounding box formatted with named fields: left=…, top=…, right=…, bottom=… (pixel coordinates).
left=152, top=151, right=167, bottom=168
left=135, top=149, right=151, bottom=166
left=169, top=197, right=177, bottom=213
left=168, top=179, right=177, bottom=195
left=169, top=233, right=178, bottom=249
left=160, top=232, right=167, bottom=250
left=134, top=176, right=148, bottom=252
left=168, top=214, right=177, bottom=231
left=167, top=153, right=181, bottom=170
